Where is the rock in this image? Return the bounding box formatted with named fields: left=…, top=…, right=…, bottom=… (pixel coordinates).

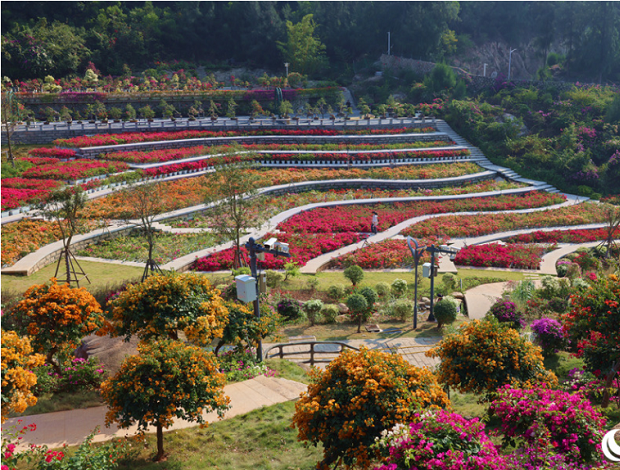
left=338, top=303, right=349, bottom=313
left=335, top=314, right=349, bottom=323
left=452, top=292, right=465, bottom=300
left=421, top=297, right=430, bottom=303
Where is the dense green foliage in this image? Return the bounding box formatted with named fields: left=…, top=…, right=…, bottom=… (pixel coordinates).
left=3, top=2, right=618, bottom=82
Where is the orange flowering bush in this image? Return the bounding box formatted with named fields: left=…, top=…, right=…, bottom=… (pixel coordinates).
left=1, top=330, right=45, bottom=422
left=101, top=272, right=228, bottom=346
left=292, top=347, right=449, bottom=469
left=427, top=317, right=557, bottom=398
left=101, top=339, right=230, bottom=461
left=14, top=279, right=103, bottom=373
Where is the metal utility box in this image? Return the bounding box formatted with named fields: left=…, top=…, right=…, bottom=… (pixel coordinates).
left=235, top=275, right=257, bottom=303
left=422, top=263, right=432, bottom=278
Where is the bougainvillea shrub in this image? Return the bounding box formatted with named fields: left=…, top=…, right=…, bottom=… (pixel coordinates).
left=506, top=228, right=610, bottom=244
left=1, top=330, right=45, bottom=422
left=13, top=279, right=103, bottom=373
left=562, top=274, right=620, bottom=404
left=21, top=160, right=129, bottom=181
left=100, top=272, right=228, bottom=346
left=530, top=317, right=567, bottom=354
left=101, top=339, right=230, bottom=461
left=292, top=347, right=449, bottom=469
left=372, top=411, right=507, bottom=470
left=489, top=385, right=607, bottom=463
left=488, top=299, right=526, bottom=330
left=427, top=317, right=557, bottom=397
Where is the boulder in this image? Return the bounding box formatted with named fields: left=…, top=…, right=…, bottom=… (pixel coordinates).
left=338, top=303, right=349, bottom=313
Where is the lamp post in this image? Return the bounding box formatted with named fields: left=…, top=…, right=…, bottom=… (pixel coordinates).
left=508, top=48, right=517, bottom=81
left=424, top=244, right=460, bottom=323
left=483, top=63, right=488, bottom=77
left=284, top=63, right=289, bottom=78
left=244, top=237, right=290, bottom=362
left=406, top=236, right=426, bottom=330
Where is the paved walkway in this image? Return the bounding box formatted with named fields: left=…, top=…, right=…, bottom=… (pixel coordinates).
left=3, top=375, right=307, bottom=451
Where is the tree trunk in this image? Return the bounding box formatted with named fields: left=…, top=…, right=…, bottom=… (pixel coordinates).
left=357, top=316, right=362, bottom=333
left=154, top=423, right=165, bottom=461
left=214, top=340, right=224, bottom=357
left=47, top=348, right=61, bottom=376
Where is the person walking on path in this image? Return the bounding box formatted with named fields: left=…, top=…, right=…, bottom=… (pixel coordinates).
left=371, top=211, right=379, bottom=234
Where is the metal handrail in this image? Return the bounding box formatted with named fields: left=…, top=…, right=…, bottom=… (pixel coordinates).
left=263, top=341, right=359, bottom=366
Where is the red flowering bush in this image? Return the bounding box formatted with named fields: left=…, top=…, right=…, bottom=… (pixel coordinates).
left=21, top=160, right=129, bottom=181
left=507, top=228, right=610, bottom=244
left=28, top=147, right=77, bottom=159
left=454, top=243, right=548, bottom=270
left=372, top=411, right=507, bottom=470
left=489, top=385, right=607, bottom=463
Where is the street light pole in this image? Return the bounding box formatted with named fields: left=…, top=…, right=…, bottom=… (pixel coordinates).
left=406, top=237, right=426, bottom=330
left=508, top=48, right=517, bottom=81
left=284, top=63, right=289, bottom=78
left=245, top=237, right=290, bottom=362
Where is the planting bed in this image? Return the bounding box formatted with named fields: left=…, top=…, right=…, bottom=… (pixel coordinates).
left=402, top=202, right=611, bottom=238
left=505, top=228, right=610, bottom=244
left=454, top=243, right=551, bottom=270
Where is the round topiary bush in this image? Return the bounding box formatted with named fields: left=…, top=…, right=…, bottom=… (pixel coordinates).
left=434, top=298, right=458, bottom=328
left=375, top=282, right=391, bottom=297
left=392, top=299, right=414, bottom=321
left=320, top=304, right=340, bottom=324
left=277, top=298, right=304, bottom=320
left=346, top=293, right=369, bottom=333
left=344, top=265, right=364, bottom=286
left=358, top=286, right=378, bottom=309
left=292, top=347, right=450, bottom=469
left=391, top=279, right=408, bottom=298
left=327, top=284, right=345, bottom=300
left=488, top=299, right=525, bottom=330
left=303, top=299, right=324, bottom=326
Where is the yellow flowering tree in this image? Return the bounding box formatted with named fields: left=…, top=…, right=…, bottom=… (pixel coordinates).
left=427, top=317, right=557, bottom=398
left=1, top=330, right=45, bottom=422
left=100, top=272, right=228, bottom=346
left=14, top=278, right=103, bottom=374
left=101, top=339, right=230, bottom=461
left=292, top=347, right=449, bottom=469
left=214, top=301, right=280, bottom=356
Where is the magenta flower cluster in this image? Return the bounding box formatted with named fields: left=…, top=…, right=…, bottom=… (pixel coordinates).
left=489, top=385, right=606, bottom=463
left=488, top=299, right=526, bottom=330
left=373, top=410, right=506, bottom=470
left=530, top=317, right=567, bottom=353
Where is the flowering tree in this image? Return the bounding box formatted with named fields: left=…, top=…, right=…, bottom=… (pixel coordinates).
left=427, top=317, right=557, bottom=398
left=292, top=347, right=449, bottom=469
left=203, top=151, right=266, bottom=269
left=489, top=385, right=607, bottom=463
left=562, top=273, right=620, bottom=407
left=14, top=279, right=103, bottom=374
left=1, top=330, right=45, bottom=422
left=214, top=301, right=279, bottom=356
left=101, top=339, right=230, bottom=461
left=101, top=272, right=228, bottom=346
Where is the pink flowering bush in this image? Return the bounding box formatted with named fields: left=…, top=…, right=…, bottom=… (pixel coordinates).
left=21, top=160, right=129, bottom=181
left=488, top=299, right=526, bottom=330
left=489, top=385, right=607, bottom=463
left=28, top=148, right=77, bottom=159
left=506, top=228, right=610, bottom=244
left=372, top=410, right=506, bottom=470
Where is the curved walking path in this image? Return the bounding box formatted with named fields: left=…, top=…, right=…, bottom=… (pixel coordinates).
left=299, top=194, right=583, bottom=274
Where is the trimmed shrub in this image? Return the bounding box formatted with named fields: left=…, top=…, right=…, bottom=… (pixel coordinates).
left=292, top=347, right=449, bottom=469
left=442, top=273, right=457, bottom=291
left=358, top=286, right=378, bottom=309
left=375, top=282, right=391, bottom=297
left=392, top=299, right=414, bottom=321
left=327, top=284, right=345, bottom=300
left=434, top=299, right=458, bottom=328
left=347, top=293, right=369, bottom=333
left=320, top=304, right=340, bottom=324
left=344, top=265, right=364, bottom=286
left=427, top=317, right=557, bottom=398
left=391, top=279, right=408, bottom=297
left=303, top=299, right=324, bottom=326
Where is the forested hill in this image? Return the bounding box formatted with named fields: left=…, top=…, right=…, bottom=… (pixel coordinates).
left=2, top=1, right=619, bottom=83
